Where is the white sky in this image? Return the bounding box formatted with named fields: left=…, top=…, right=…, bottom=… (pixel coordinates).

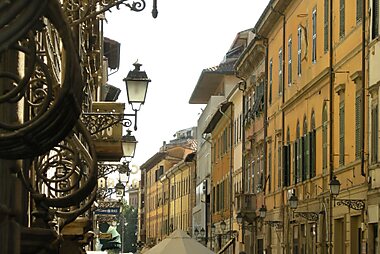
left=104, top=0, right=270, bottom=170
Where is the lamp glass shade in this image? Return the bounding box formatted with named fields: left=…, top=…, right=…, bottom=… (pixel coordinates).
left=123, top=62, right=151, bottom=111
left=194, top=228, right=199, bottom=237
left=211, top=224, right=216, bottom=233
left=220, top=220, right=226, bottom=231
left=236, top=212, right=243, bottom=225
left=329, top=176, right=341, bottom=196
left=122, top=131, right=137, bottom=158
left=115, top=181, right=125, bottom=198
left=289, top=193, right=298, bottom=209
left=259, top=206, right=267, bottom=218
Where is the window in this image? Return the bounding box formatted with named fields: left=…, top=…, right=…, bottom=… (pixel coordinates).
left=288, top=37, right=292, bottom=85
left=279, top=48, right=283, bottom=95
left=373, top=0, right=379, bottom=39
left=269, top=59, right=273, bottom=104
left=310, top=111, right=316, bottom=178
left=339, top=99, right=345, bottom=166
left=355, top=91, right=362, bottom=159
left=303, top=116, right=309, bottom=181
left=268, top=146, right=272, bottom=192
left=312, top=8, right=317, bottom=63
left=357, top=0, right=363, bottom=23
left=278, top=144, right=282, bottom=189
left=297, top=26, right=302, bottom=76
left=371, top=104, right=379, bottom=163
left=324, top=0, right=329, bottom=52
left=340, top=0, right=345, bottom=38
left=322, top=103, right=328, bottom=173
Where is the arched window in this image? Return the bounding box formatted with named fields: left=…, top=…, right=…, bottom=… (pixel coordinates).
left=302, top=115, right=308, bottom=181
left=322, top=103, right=328, bottom=174
left=310, top=110, right=316, bottom=178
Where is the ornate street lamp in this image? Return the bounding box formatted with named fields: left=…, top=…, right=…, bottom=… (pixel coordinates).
left=124, top=62, right=151, bottom=112
left=114, top=181, right=126, bottom=198
left=329, top=175, right=365, bottom=210
left=194, top=228, right=199, bottom=238
left=220, top=220, right=226, bottom=232
left=236, top=212, right=243, bottom=225
left=82, top=62, right=151, bottom=133
left=259, top=205, right=267, bottom=219
left=289, top=193, right=298, bottom=210
left=329, top=175, right=341, bottom=196
left=121, top=130, right=137, bottom=158
left=200, top=228, right=205, bottom=238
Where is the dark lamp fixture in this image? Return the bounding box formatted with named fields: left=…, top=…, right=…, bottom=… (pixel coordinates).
left=194, top=228, right=199, bottom=237
left=121, top=130, right=137, bottom=158
left=236, top=212, right=243, bottom=225
left=124, top=62, right=151, bottom=111
left=259, top=205, right=267, bottom=218
left=115, top=181, right=125, bottom=198
left=211, top=224, right=216, bottom=233
left=289, top=193, right=298, bottom=210
left=329, top=175, right=341, bottom=196
left=220, top=220, right=226, bottom=231
left=200, top=228, right=205, bottom=238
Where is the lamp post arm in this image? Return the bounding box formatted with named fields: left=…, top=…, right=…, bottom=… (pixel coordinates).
left=81, top=112, right=137, bottom=135
left=71, top=0, right=149, bottom=26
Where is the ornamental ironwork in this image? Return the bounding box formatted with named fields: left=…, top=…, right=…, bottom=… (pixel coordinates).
left=0, top=0, right=83, bottom=159
left=20, top=121, right=97, bottom=228
left=294, top=211, right=319, bottom=221
left=264, top=220, right=283, bottom=229
left=98, top=161, right=131, bottom=177
left=81, top=112, right=136, bottom=134
left=335, top=199, right=365, bottom=211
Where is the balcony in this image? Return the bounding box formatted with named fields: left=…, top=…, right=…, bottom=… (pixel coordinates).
left=235, top=193, right=257, bottom=221
left=84, top=101, right=126, bottom=161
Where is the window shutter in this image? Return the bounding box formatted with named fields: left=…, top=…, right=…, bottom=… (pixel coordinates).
left=340, top=0, right=345, bottom=37
left=339, top=101, right=345, bottom=165
left=355, top=93, right=362, bottom=159
left=293, top=142, right=298, bottom=184
left=356, top=0, right=363, bottom=22
left=324, top=0, right=329, bottom=52
left=373, top=0, right=379, bottom=39
left=305, top=134, right=310, bottom=180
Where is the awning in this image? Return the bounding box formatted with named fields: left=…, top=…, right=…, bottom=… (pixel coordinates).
left=217, top=237, right=235, bottom=254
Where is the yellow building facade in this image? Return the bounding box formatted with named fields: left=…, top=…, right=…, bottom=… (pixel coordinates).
left=140, top=136, right=196, bottom=246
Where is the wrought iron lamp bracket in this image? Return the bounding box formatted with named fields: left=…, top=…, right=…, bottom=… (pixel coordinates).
left=264, top=220, right=283, bottom=229
left=293, top=211, right=319, bottom=221
left=98, top=162, right=130, bottom=177
left=335, top=199, right=365, bottom=210
left=81, top=112, right=137, bottom=135
left=71, top=0, right=158, bottom=25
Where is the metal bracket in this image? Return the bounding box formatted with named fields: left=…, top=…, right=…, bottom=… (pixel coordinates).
left=264, top=220, right=283, bottom=229
left=294, top=211, right=319, bottom=221
left=81, top=112, right=136, bottom=135
left=335, top=199, right=365, bottom=210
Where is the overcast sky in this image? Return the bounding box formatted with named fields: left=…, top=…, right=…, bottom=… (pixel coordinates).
left=104, top=0, right=269, bottom=172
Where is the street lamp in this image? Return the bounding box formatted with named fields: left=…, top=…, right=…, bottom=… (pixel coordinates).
left=220, top=220, right=227, bottom=232
left=124, top=62, right=151, bottom=112
left=329, top=175, right=365, bottom=210
left=259, top=205, right=267, bottom=219
left=122, top=130, right=138, bottom=158
left=82, top=62, right=151, bottom=133
left=329, top=175, right=341, bottom=196
left=115, top=181, right=126, bottom=198
left=289, top=193, right=298, bottom=210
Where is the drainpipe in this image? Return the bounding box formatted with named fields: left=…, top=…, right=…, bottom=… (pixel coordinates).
left=328, top=0, right=334, bottom=253
left=361, top=0, right=366, bottom=177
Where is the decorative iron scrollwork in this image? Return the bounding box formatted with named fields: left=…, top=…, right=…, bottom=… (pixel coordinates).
left=0, top=0, right=83, bottom=159
left=98, top=161, right=130, bottom=177
left=81, top=112, right=135, bottom=135
left=294, top=211, right=319, bottom=221
left=336, top=199, right=365, bottom=211
left=21, top=120, right=97, bottom=228
left=264, top=220, right=283, bottom=229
